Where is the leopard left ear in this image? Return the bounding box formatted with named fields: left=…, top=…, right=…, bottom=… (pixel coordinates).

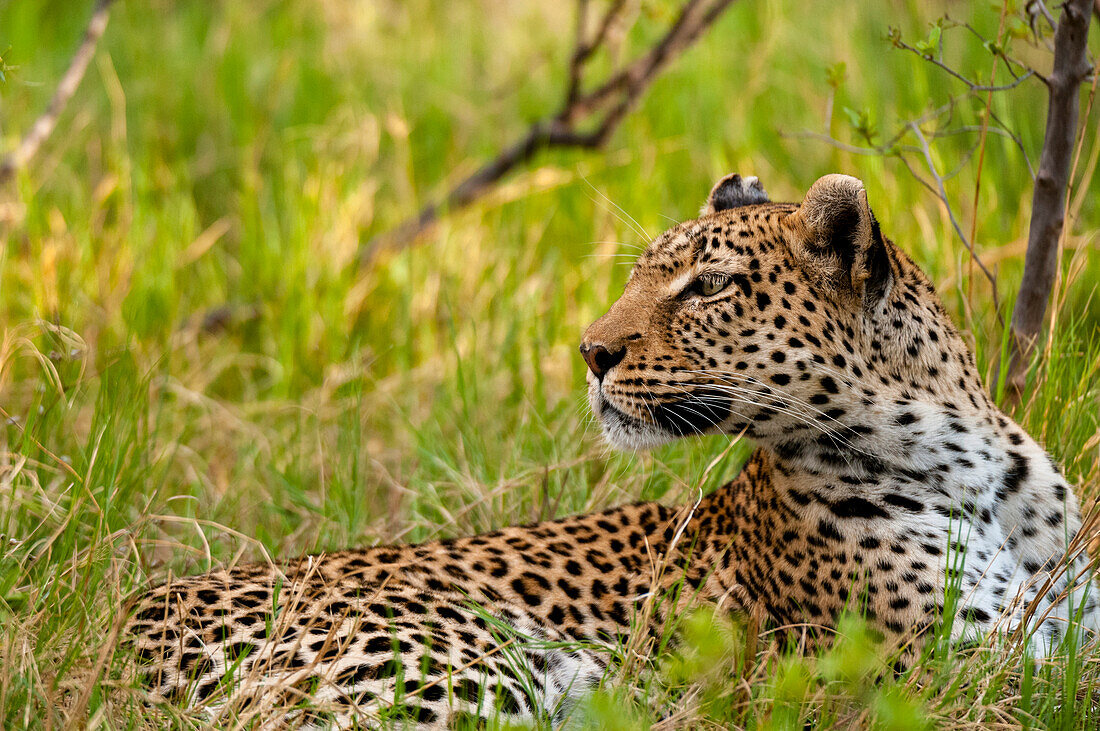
left=785, top=174, right=892, bottom=306
left=703, top=173, right=769, bottom=214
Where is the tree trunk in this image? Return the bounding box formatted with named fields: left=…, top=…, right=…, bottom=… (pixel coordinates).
left=1006, top=0, right=1093, bottom=394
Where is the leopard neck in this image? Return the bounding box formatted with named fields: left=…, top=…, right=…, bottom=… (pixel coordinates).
left=757, top=390, right=1069, bottom=510
left=684, top=397, right=1082, bottom=599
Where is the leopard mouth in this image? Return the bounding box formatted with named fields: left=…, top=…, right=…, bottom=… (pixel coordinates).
left=591, top=386, right=733, bottom=449
left=650, top=389, right=733, bottom=436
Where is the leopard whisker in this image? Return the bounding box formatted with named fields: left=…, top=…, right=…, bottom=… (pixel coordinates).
left=640, top=380, right=712, bottom=440
left=678, top=370, right=875, bottom=448
left=582, top=178, right=652, bottom=242
left=656, top=383, right=838, bottom=445
left=669, top=374, right=853, bottom=437
left=633, top=378, right=752, bottom=448
left=663, top=382, right=871, bottom=461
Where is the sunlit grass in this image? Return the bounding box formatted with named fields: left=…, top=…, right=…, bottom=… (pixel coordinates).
left=0, top=0, right=1097, bottom=727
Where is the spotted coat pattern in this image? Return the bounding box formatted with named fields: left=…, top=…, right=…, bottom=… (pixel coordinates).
left=127, top=173, right=1097, bottom=728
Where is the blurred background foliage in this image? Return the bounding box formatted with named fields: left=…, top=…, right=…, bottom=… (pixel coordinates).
left=0, top=0, right=1097, bottom=726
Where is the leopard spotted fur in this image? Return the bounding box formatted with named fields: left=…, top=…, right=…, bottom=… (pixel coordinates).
left=127, top=173, right=1098, bottom=728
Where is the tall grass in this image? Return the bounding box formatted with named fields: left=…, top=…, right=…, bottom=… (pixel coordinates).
left=0, top=0, right=1097, bottom=727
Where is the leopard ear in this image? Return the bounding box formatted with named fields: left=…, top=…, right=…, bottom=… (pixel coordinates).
left=785, top=174, right=892, bottom=305
left=703, top=173, right=769, bottom=214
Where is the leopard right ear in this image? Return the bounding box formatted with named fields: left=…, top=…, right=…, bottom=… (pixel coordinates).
left=784, top=174, right=893, bottom=307
left=703, top=173, right=769, bottom=214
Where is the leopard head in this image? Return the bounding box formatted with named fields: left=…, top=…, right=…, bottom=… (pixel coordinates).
left=581, top=173, right=979, bottom=456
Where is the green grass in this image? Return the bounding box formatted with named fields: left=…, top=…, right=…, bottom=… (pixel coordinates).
left=0, top=0, right=1098, bottom=727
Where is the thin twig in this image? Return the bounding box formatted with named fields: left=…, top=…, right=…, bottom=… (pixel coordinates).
left=784, top=118, right=1005, bottom=321
left=928, top=125, right=1034, bottom=179
left=955, top=17, right=1049, bottom=83
left=1028, top=0, right=1059, bottom=33
left=360, top=0, right=739, bottom=264
left=783, top=131, right=888, bottom=156
left=906, top=121, right=1003, bottom=320
left=0, top=0, right=115, bottom=184
left=889, top=27, right=1038, bottom=90
left=984, top=110, right=1038, bottom=178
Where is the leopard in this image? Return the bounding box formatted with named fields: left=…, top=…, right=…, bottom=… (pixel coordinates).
left=126, top=173, right=1098, bottom=728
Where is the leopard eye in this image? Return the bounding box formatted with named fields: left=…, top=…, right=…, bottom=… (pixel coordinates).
left=691, top=273, right=731, bottom=298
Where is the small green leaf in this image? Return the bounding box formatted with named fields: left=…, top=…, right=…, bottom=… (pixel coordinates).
left=826, top=61, right=847, bottom=89
left=912, top=24, right=942, bottom=55
left=1007, top=16, right=1030, bottom=40
left=842, top=106, right=878, bottom=144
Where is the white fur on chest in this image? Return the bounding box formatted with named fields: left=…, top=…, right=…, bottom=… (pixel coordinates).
left=778, top=403, right=1099, bottom=653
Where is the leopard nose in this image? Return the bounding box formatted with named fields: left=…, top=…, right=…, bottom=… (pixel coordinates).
left=579, top=342, right=626, bottom=381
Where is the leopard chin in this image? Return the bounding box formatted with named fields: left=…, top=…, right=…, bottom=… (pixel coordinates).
left=590, top=385, right=732, bottom=450
left=589, top=389, right=675, bottom=450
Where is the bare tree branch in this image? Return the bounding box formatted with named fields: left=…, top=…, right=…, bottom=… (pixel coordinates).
left=892, top=33, right=1037, bottom=91
left=906, top=121, right=1003, bottom=320
left=1006, top=0, right=1093, bottom=394
left=565, top=0, right=627, bottom=109
left=0, top=0, right=115, bottom=185
left=783, top=95, right=1006, bottom=322
left=360, top=0, right=739, bottom=264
